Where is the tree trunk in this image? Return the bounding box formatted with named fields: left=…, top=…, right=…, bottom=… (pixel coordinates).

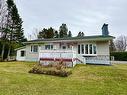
left=1, top=44, right=5, bottom=61
left=7, top=46, right=11, bottom=61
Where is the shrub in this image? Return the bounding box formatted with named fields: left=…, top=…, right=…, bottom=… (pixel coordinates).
left=110, top=52, right=127, bottom=61
left=29, top=64, right=72, bottom=77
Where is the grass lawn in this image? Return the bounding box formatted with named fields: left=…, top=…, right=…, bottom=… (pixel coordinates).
left=0, top=62, right=127, bottom=95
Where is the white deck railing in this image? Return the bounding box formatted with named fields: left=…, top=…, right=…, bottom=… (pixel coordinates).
left=39, top=50, right=76, bottom=59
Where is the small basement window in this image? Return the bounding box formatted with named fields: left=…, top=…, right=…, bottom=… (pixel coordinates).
left=21, top=51, right=25, bottom=57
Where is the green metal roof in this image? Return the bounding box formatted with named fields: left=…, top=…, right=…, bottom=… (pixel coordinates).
left=24, top=35, right=115, bottom=44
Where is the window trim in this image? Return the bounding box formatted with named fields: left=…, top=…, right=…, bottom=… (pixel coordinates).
left=78, top=45, right=80, bottom=54
left=62, top=45, right=66, bottom=49
left=31, top=45, right=38, bottom=53
left=20, top=50, right=25, bottom=57
left=78, top=43, right=97, bottom=55
left=44, top=44, right=54, bottom=50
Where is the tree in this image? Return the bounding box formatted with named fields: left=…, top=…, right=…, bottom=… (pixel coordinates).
left=59, top=23, right=68, bottom=38
left=115, top=35, right=127, bottom=51
left=46, top=27, right=54, bottom=38
left=38, top=27, right=54, bottom=39
left=0, top=0, right=8, bottom=61
left=77, top=31, right=84, bottom=37
left=0, top=0, right=26, bottom=61
left=54, top=30, right=59, bottom=38
left=109, top=40, right=116, bottom=52
left=81, top=32, right=84, bottom=37
left=68, top=31, right=72, bottom=37
left=38, top=28, right=47, bottom=39
left=77, top=32, right=82, bottom=37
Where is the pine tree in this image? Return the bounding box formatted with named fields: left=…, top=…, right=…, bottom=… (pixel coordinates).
left=77, top=32, right=82, bottom=37
left=46, top=27, right=54, bottom=38
left=38, top=27, right=55, bottom=39
left=54, top=30, right=59, bottom=38
left=77, top=32, right=84, bottom=37
left=81, top=32, right=84, bottom=37
left=59, top=23, right=68, bottom=38
left=68, top=31, right=72, bottom=37
left=6, top=0, right=26, bottom=60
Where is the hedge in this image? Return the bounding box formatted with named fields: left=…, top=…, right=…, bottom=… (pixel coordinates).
left=110, top=52, right=127, bottom=61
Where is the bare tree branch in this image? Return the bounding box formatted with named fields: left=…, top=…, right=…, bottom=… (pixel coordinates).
left=115, top=35, right=127, bottom=51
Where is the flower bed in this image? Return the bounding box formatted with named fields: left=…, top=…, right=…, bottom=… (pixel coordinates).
left=29, top=62, right=72, bottom=77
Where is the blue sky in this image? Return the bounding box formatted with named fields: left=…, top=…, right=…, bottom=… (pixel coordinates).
left=15, top=0, right=127, bottom=40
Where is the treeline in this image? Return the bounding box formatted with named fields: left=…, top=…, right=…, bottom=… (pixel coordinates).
left=110, top=35, right=127, bottom=52
left=37, top=23, right=85, bottom=39
left=0, top=0, right=27, bottom=61
left=110, top=35, right=127, bottom=61
left=110, top=52, right=127, bottom=61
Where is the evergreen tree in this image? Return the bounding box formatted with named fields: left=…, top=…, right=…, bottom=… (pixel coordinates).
left=81, top=32, right=84, bottom=37
left=59, top=23, right=68, bottom=38
left=38, top=28, right=47, bottom=39
left=46, top=27, right=54, bottom=38
left=68, top=31, right=72, bottom=37
left=7, top=1, right=26, bottom=43
left=0, top=0, right=26, bottom=61
left=77, top=32, right=84, bottom=37
left=6, top=0, right=26, bottom=60
left=77, top=32, right=82, bottom=37
left=38, top=27, right=54, bottom=39
left=54, top=30, right=59, bottom=38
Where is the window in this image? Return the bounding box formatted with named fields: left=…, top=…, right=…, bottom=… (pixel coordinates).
left=62, top=46, right=66, bottom=49
left=45, top=45, right=53, bottom=50
left=81, top=44, right=84, bottom=54
left=78, top=45, right=80, bottom=54
left=21, top=51, right=25, bottom=57
left=51, top=45, right=53, bottom=49
left=93, top=45, right=97, bottom=54
left=89, top=44, right=92, bottom=54
left=45, top=45, right=50, bottom=50
left=85, top=44, right=88, bottom=54
left=31, top=45, right=38, bottom=52
left=78, top=44, right=97, bottom=55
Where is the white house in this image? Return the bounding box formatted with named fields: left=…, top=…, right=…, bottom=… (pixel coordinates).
left=16, top=24, right=114, bottom=67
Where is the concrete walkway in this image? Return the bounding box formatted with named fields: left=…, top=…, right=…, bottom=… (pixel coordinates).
left=111, top=61, right=127, bottom=64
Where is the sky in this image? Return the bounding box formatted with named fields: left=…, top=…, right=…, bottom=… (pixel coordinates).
left=14, top=0, right=127, bottom=40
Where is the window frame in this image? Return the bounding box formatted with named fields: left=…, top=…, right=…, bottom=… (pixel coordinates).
left=20, top=50, right=25, bottom=57
left=78, top=45, right=80, bottom=54
left=78, top=43, right=97, bottom=55
left=44, top=44, right=54, bottom=50
left=31, top=45, right=38, bottom=53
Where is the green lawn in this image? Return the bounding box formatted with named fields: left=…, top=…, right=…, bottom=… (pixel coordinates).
left=0, top=62, right=127, bottom=95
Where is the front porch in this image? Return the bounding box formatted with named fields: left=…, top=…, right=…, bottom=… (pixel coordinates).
left=39, top=50, right=83, bottom=67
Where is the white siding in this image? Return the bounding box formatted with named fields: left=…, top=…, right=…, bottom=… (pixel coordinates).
left=25, top=45, right=39, bottom=61
left=96, top=41, right=109, bottom=55
left=16, top=49, right=26, bottom=61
